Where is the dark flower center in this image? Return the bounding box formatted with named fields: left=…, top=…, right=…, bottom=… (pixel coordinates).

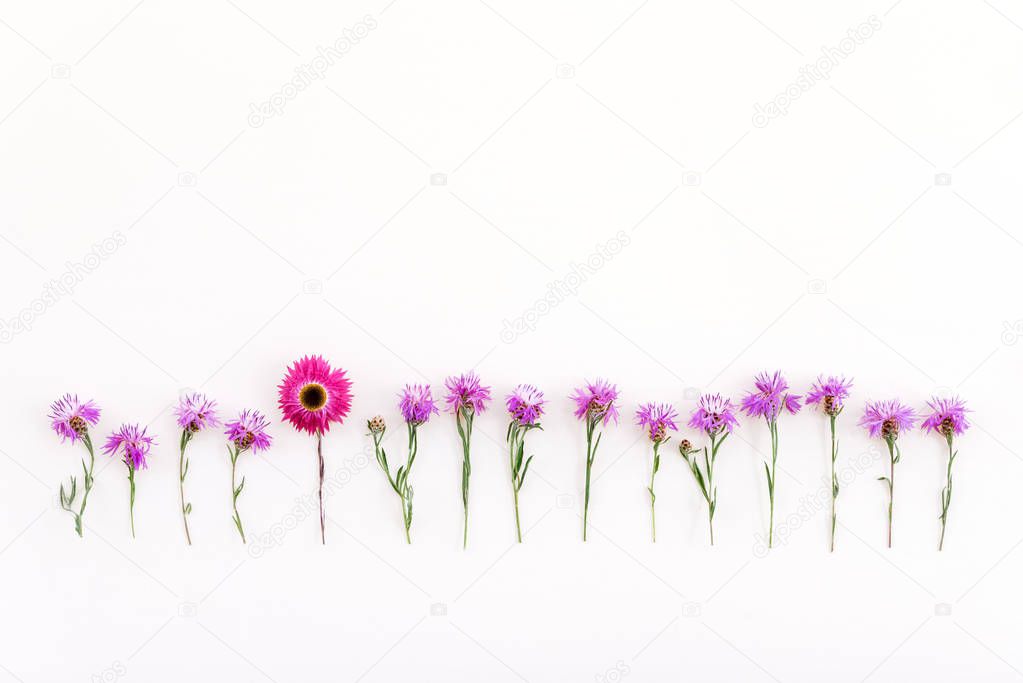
left=823, top=395, right=836, bottom=416
left=881, top=418, right=898, bottom=440
left=299, top=383, right=327, bottom=411
left=68, top=416, right=88, bottom=436
left=939, top=417, right=954, bottom=437
left=236, top=432, right=254, bottom=451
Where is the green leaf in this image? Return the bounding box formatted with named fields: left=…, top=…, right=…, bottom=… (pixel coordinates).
left=518, top=455, right=534, bottom=490
left=184, top=502, right=192, bottom=515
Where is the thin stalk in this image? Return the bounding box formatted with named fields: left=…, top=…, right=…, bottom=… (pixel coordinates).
left=767, top=419, right=778, bottom=549
left=706, top=432, right=717, bottom=545
left=403, top=423, right=418, bottom=544
left=127, top=461, right=136, bottom=539
left=829, top=414, right=838, bottom=553
left=77, top=435, right=96, bottom=537
left=230, top=445, right=246, bottom=543
left=582, top=418, right=599, bottom=541
left=885, top=438, right=897, bottom=548
left=317, top=431, right=325, bottom=545
left=179, top=430, right=193, bottom=546
left=509, top=424, right=523, bottom=542
left=938, top=433, right=955, bottom=551
left=648, top=441, right=660, bottom=543
left=456, top=408, right=474, bottom=549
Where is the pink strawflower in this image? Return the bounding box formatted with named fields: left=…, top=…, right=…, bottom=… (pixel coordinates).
left=805, top=375, right=854, bottom=417
left=741, top=371, right=802, bottom=420
left=506, top=384, right=545, bottom=426
left=278, top=355, right=353, bottom=435
left=400, top=384, right=439, bottom=425
left=860, top=400, right=916, bottom=441
left=921, top=396, right=970, bottom=438
left=225, top=410, right=273, bottom=453
left=102, top=424, right=156, bottom=470
left=444, top=371, right=492, bottom=415
left=688, top=393, right=739, bottom=435
left=174, top=393, right=220, bottom=433
left=49, top=394, right=101, bottom=444
left=571, top=378, right=620, bottom=426
left=636, top=402, right=679, bottom=442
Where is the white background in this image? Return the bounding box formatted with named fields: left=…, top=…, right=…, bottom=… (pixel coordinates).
left=1, top=0, right=1021, bottom=681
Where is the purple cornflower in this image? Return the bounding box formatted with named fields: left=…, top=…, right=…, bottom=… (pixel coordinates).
left=49, top=394, right=101, bottom=444
left=51, top=394, right=102, bottom=537
left=400, top=384, right=439, bottom=425
left=806, top=375, right=853, bottom=552
left=224, top=410, right=273, bottom=453
left=102, top=424, right=156, bottom=470
left=637, top=402, right=678, bottom=542
left=506, top=384, right=546, bottom=426
left=860, top=400, right=917, bottom=441
left=636, top=403, right=679, bottom=443
left=571, top=378, right=620, bottom=426
left=923, top=396, right=971, bottom=551
left=688, top=393, right=739, bottom=435
left=741, top=371, right=802, bottom=420
left=174, top=393, right=220, bottom=433
left=921, top=396, right=970, bottom=438
left=805, top=375, right=854, bottom=417
left=444, top=372, right=491, bottom=415
left=862, top=399, right=917, bottom=549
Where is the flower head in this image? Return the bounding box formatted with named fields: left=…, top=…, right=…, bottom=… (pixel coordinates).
left=102, top=424, right=156, bottom=470
left=225, top=410, right=272, bottom=453
left=921, top=396, right=970, bottom=439
left=49, top=394, right=101, bottom=443
left=741, top=371, right=802, bottom=420
left=860, top=400, right=916, bottom=441
left=805, top=375, right=854, bottom=417
left=570, top=378, right=620, bottom=426
left=677, top=439, right=697, bottom=457
left=444, top=372, right=492, bottom=416
left=506, top=384, right=546, bottom=426
left=367, top=415, right=386, bottom=434
left=174, top=392, right=220, bottom=433
left=400, top=384, right=439, bottom=425
left=636, top=402, right=679, bottom=443
left=688, top=393, right=739, bottom=435
left=278, top=355, right=353, bottom=435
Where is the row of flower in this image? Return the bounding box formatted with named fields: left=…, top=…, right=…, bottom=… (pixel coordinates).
left=50, top=356, right=970, bottom=551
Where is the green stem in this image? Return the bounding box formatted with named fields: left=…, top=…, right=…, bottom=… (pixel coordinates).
left=939, top=434, right=954, bottom=551
left=582, top=419, right=597, bottom=541
left=649, top=442, right=660, bottom=543
left=767, top=419, right=778, bottom=549
left=77, top=435, right=96, bottom=537
left=508, top=424, right=523, bottom=543
left=886, top=439, right=897, bottom=548
left=829, top=414, right=837, bottom=553
left=230, top=446, right=246, bottom=543
left=127, top=461, right=136, bottom=539
left=179, top=431, right=193, bottom=546
left=707, top=432, right=717, bottom=546
left=456, top=409, right=474, bottom=549
left=404, top=423, right=417, bottom=544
